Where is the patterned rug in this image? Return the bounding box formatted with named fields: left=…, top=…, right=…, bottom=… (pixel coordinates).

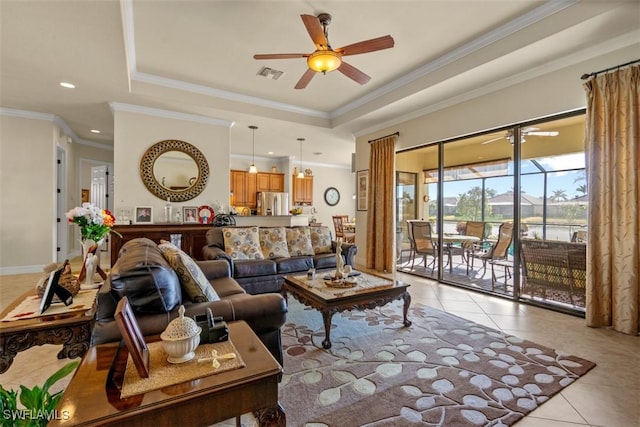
left=279, top=299, right=594, bottom=427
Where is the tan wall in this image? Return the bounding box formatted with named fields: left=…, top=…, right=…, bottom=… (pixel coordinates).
left=112, top=110, right=231, bottom=223
left=0, top=115, right=57, bottom=272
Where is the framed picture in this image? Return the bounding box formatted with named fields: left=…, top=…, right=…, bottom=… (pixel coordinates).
left=115, top=296, right=149, bottom=378
left=39, top=261, right=73, bottom=314
left=182, top=206, right=198, bottom=223
left=81, top=189, right=90, bottom=203
left=134, top=206, right=153, bottom=224
left=356, top=170, right=369, bottom=211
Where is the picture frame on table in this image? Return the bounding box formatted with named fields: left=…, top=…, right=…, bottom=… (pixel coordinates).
left=39, top=261, right=73, bottom=314
left=356, top=170, right=369, bottom=211
left=115, top=296, right=149, bottom=378
left=134, top=206, right=153, bottom=224
left=182, top=206, right=198, bottom=223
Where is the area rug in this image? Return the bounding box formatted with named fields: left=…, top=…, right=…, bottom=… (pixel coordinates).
left=279, top=299, right=595, bottom=427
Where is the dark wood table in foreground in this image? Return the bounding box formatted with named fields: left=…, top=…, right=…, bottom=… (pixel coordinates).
left=0, top=290, right=93, bottom=374
left=283, top=272, right=411, bottom=349
left=50, top=321, right=284, bottom=427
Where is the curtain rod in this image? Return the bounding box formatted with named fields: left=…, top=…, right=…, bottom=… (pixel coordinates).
left=368, top=132, right=399, bottom=143
left=580, top=58, right=640, bottom=80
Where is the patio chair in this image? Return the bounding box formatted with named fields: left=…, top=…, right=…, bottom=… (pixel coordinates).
left=332, top=215, right=355, bottom=243
left=571, top=230, right=588, bottom=243
left=467, top=222, right=514, bottom=279
left=461, top=221, right=487, bottom=262
left=409, top=220, right=438, bottom=272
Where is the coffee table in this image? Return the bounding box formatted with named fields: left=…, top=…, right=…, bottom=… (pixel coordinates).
left=50, top=320, right=285, bottom=427
left=0, top=290, right=94, bottom=374
left=283, top=272, right=411, bottom=349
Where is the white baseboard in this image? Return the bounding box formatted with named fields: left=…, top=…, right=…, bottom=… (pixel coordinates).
left=0, top=265, right=43, bottom=275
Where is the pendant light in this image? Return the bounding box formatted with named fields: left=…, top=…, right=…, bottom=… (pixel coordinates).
left=248, top=125, right=258, bottom=174
left=297, top=138, right=305, bottom=179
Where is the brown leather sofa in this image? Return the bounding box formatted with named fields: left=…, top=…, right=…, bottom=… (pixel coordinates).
left=202, top=226, right=357, bottom=295
left=91, top=238, right=287, bottom=365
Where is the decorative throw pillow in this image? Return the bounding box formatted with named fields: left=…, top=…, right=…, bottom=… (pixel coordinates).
left=158, top=241, right=220, bottom=303
left=310, top=226, right=333, bottom=254
left=222, top=226, right=264, bottom=260
left=286, top=226, right=314, bottom=256
left=259, top=227, right=290, bottom=259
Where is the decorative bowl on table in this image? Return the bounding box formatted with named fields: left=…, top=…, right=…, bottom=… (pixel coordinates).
left=160, top=305, right=201, bottom=364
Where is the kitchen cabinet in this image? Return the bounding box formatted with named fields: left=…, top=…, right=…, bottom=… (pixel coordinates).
left=256, top=172, right=284, bottom=192
left=292, top=175, right=313, bottom=204
left=230, top=170, right=257, bottom=208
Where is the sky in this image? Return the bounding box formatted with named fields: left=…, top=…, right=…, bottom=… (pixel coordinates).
left=429, top=153, right=587, bottom=200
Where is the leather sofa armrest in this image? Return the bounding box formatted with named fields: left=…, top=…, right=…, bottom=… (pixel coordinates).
left=332, top=241, right=358, bottom=267
left=196, top=259, right=231, bottom=280
left=202, top=245, right=234, bottom=276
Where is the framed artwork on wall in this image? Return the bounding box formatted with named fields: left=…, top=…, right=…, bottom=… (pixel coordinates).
left=134, top=206, right=153, bottom=224
left=356, top=170, right=369, bottom=211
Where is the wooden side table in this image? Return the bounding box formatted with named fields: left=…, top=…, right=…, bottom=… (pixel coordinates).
left=0, top=290, right=94, bottom=374
left=50, top=320, right=285, bottom=427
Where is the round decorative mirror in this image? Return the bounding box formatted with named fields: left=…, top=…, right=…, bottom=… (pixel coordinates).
left=140, top=139, right=209, bottom=202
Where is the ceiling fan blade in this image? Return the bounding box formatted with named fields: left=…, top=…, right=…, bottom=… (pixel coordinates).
left=336, top=35, right=395, bottom=56
left=253, top=53, right=308, bottom=60
left=294, top=68, right=316, bottom=89
left=337, top=61, right=371, bottom=85
left=481, top=136, right=504, bottom=145
left=301, top=14, right=328, bottom=49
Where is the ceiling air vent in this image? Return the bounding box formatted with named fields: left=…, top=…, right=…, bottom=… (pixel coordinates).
left=257, top=66, right=284, bottom=80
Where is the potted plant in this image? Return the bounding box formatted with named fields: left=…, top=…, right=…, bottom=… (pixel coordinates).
left=0, top=361, right=78, bottom=426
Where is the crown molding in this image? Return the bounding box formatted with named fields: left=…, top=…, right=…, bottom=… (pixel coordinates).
left=109, top=102, right=234, bottom=127
left=1, top=108, right=112, bottom=150
left=0, top=108, right=55, bottom=121
left=230, top=153, right=350, bottom=170
left=132, top=71, right=330, bottom=119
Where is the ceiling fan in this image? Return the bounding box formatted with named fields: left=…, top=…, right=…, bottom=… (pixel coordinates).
left=253, top=13, right=394, bottom=89
left=481, top=127, right=559, bottom=145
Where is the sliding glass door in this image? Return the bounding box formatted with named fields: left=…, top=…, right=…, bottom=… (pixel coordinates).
left=395, top=112, right=587, bottom=314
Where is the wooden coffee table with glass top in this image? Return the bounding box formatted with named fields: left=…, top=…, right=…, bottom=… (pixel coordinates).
left=282, top=272, right=411, bottom=349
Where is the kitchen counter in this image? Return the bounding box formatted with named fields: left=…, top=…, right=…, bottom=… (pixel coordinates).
left=234, top=215, right=309, bottom=227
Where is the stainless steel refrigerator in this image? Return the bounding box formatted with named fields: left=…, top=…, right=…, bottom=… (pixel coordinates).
left=257, top=192, right=289, bottom=215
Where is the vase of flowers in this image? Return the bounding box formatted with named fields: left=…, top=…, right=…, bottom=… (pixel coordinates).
left=66, top=203, right=119, bottom=288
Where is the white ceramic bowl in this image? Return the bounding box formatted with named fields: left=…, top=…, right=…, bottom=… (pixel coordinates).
left=161, top=332, right=201, bottom=364
left=160, top=305, right=201, bottom=363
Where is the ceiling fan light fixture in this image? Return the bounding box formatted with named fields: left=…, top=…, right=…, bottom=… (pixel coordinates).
left=307, top=50, right=341, bottom=73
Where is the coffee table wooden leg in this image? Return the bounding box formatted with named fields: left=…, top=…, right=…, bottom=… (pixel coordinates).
left=321, top=311, right=333, bottom=349
left=402, top=292, right=412, bottom=327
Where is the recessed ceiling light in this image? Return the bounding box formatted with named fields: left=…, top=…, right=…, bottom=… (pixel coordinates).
left=59, top=82, right=75, bottom=89
left=268, top=151, right=274, bottom=155
left=313, top=152, right=323, bottom=155
left=90, top=129, right=101, bottom=134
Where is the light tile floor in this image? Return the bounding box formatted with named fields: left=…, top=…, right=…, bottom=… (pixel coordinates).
left=1, top=268, right=638, bottom=426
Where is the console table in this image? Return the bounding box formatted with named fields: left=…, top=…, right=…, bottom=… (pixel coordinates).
left=111, top=224, right=211, bottom=266
left=0, top=290, right=94, bottom=373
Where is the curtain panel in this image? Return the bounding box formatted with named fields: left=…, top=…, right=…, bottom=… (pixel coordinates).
left=366, top=135, right=397, bottom=272
left=583, top=64, right=640, bottom=335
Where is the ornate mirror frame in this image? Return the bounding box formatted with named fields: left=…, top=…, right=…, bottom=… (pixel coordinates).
left=140, top=139, right=209, bottom=202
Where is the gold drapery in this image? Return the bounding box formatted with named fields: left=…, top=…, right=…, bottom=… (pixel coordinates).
left=583, top=64, right=640, bottom=335
left=366, top=135, right=397, bottom=272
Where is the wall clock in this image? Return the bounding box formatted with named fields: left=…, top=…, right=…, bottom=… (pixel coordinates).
left=324, top=187, right=340, bottom=206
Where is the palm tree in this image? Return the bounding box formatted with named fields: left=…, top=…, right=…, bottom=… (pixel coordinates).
left=576, top=184, right=587, bottom=196
left=550, top=189, right=569, bottom=202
